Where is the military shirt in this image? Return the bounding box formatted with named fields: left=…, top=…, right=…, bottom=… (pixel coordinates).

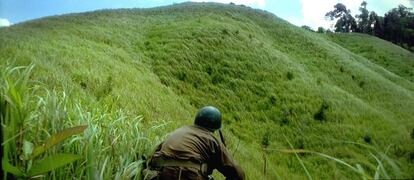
left=150, top=125, right=245, bottom=180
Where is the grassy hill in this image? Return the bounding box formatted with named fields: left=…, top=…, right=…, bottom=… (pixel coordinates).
left=327, top=33, right=414, bottom=83
left=1, top=2, right=414, bottom=179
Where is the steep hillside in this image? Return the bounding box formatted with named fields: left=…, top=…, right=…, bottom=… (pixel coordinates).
left=327, top=33, right=414, bottom=83
left=1, top=2, right=414, bottom=179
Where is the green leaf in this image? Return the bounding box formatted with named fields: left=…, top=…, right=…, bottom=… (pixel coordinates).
left=283, top=135, right=313, bottom=180
left=31, top=125, right=87, bottom=159
left=372, top=152, right=391, bottom=179
left=28, top=153, right=82, bottom=176
left=356, top=164, right=367, bottom=180
left=2, top=158, right=24, bottom=176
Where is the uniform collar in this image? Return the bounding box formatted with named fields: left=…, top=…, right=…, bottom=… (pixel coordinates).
left=192, top=125, right=214, bottom=133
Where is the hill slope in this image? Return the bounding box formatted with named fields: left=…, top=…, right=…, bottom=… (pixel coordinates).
left=1, top=2, right=414, bottom=179
left=327, top=33, right=414, bottom=83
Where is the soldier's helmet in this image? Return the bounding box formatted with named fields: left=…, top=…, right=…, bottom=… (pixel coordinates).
left=194, top=106, right=222, bottom=131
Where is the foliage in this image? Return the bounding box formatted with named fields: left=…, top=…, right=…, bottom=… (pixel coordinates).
left=383, top=5, right=414, bottom=48
left=1, top=65, right=85, bottom=178
left=325, top=3, right=357, bottom=32
left=301, top=25, right=314, bottom=32
left=0, top=65, right=167, bottom=179
left=327, top=1, right=414, bottom=51
left=327, top=33, right=414, bottom=83
left=317, top=27, right=326, bottom=33
left=411, top=128, right=414, bottom=140
left=266, top=140, right=403, bottom=179
left=356, top=1, right=371, bottom=33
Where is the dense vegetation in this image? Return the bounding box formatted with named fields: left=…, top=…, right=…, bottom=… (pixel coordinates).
left=327, top=33, right=414, bottom=83
left=1, top=2, right=414, bottom=179
left=323, top=1, right=414, bottom=51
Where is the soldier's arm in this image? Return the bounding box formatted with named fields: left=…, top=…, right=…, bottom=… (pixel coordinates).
left=215, top=142, right=245, bottom=180
left=147, top=141, right=164, bottom=167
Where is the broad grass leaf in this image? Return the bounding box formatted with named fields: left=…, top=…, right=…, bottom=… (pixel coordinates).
left=2, top=158, right=24, bottom=176
left=28, top=153, right=82, bottom=176
left=31, top=125, right=87, bottom=159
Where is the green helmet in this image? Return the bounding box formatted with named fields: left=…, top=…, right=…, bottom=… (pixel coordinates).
left=194, top=106, right=222, bottom=131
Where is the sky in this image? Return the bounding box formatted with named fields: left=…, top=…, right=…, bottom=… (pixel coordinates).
left=0, top=0, right=413, bottom=29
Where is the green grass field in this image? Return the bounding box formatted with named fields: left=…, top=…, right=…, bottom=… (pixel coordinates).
left=1, top=2, right=414, bottom=179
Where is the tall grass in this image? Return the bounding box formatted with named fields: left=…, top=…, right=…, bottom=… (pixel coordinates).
left=1, top=64, right=167, bottom=179
left=327, top=33, right=414, bottom=83
left=265, top=139, right=402, bottom=180
left=1, top=65, right=35, bottom=177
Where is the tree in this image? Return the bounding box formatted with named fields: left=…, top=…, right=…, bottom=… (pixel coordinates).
left=317, top=27, right=326, bottom=33
left=356, top=1, right=371, bottom=33
left=301, top=25, right=314, bottom=32
left=369, top=11, right=383, bottom=37
left=324, top=2, right=414, bottom=51
left=383, top=5, right=414, bottom=46
left=325, top=3, right=357, bottom=32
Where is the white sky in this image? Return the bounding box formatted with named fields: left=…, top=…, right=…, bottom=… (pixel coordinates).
left=0, top=18, right=11, bottom=27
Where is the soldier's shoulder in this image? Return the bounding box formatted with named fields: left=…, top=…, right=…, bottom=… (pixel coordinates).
left=192, top=126, right=221, bottom=145
left=189, top=125, right=213, bottom=134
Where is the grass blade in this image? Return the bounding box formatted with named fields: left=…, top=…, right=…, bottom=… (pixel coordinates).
left=283, top=136, right=313, bottom=180
left=356, top=164, right=367, bottom=180
left=99, top=156, right=109, bottom=179
left=376, top=152, right=399, bottom=178
left=2, top=158, right=24, bottom=176
left=31, top=125, right=88, bottom=159
left=28, top=153, right=82, bottom=176
left=370, top=152, right=389, bottom=179
left=266, top=148, right=373, bottom=179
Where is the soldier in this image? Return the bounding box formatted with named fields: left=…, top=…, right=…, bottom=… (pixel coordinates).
left=143, top=106, right=245, bottom=180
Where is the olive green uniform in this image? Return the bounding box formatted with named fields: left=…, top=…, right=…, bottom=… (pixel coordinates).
left=146, top=125, right=245, bottom=180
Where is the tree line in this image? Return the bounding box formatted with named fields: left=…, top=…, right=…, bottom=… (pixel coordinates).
left=303, top=1, right=414, bottom=51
